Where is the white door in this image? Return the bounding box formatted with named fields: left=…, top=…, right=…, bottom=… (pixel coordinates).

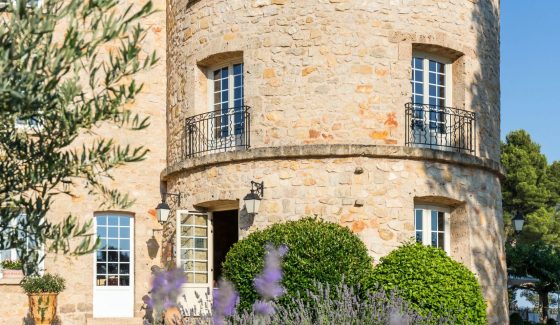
left=93, top=213, right=134, bottom=318
left=176, top=211, right=213, bottom=315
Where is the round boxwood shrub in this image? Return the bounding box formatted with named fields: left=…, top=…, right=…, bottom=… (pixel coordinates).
left=222, top=217, right=373, bottom=310
left=362, top=243, right=486, bottom=324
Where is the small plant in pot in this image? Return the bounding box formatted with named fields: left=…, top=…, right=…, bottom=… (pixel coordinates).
left=1, top=260, right=23, bottom=278
left=20, top=273, right=66, bottom=325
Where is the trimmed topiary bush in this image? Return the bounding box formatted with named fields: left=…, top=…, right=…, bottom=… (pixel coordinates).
left=362, top=243, right=486, bottom=324
left=222, top=218, right=374, bottom=310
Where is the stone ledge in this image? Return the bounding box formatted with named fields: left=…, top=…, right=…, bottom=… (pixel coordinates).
left=162, top=145, right=503, bottom=180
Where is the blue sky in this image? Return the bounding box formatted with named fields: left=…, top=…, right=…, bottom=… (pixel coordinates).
left=501, top=2, right=559, bottom=163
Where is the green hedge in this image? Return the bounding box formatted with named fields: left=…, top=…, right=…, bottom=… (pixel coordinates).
left=362, top=243, right=486, bottom=324
left=222, top=218, right=374, bottom=310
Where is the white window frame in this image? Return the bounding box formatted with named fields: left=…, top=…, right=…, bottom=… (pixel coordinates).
left=414, top=205, right=451, bottom=255
left=0, top=213, right=45, bottom=275
left=176, top=210, right=213, bottom=287
left=206, top=59, right=244, bottom=113
left=412, top=52, right=453, bottom=108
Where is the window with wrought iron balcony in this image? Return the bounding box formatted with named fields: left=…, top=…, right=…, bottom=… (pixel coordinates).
left=184, top=62, right=250, bottom=158
left=406, top=54, right=476, bottom=155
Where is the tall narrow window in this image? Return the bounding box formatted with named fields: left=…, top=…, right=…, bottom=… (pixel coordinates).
left=410, top=54, right=451, bottom=133
left=210, top=62, right=244, bottom=139
left=179, top=212, right=209, bottom=284
left=414, top=206, right=450, bottom=254
left=95, top=215, right=132, bottom=287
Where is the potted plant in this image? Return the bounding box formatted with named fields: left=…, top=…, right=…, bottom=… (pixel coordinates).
left=20, top=273, right=66, bottom=325
left=1, top=260, right=24, bottom=278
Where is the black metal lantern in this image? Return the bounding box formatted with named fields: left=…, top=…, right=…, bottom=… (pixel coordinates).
left=513, top=211, right=525, bottom=234
left=154, top=193, right=181, bottom=224
left=244, top=181, right=264, bottom=215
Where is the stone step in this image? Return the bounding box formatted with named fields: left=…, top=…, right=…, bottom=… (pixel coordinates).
left=86, top=317, right=144, bottom=325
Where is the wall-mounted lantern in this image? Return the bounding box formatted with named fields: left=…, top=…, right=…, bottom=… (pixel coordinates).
left=155, top=192, right=181, bottom=225
left=513, top=211, right=525, bottom=234
left=243, top=181, right=264, bottom=215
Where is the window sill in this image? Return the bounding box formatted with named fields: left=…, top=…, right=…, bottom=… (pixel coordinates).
left=0, top=276, right=23, bottom=285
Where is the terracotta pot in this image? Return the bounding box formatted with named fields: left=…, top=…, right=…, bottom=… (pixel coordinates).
left=164, top=306, right=184, bottom=325
left=2, top=269, right=23, bottom=278
left=28, top=293, right=58, bottom=325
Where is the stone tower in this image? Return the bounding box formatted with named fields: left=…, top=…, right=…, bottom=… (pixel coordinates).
left=164, top=0, right=506, bottom=322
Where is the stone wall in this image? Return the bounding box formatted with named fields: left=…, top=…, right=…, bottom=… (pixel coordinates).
left=167, top=0, right=501, bottom=164
left=162, top=145, right=508, bottom=323
left=0, top=0, right=167, bottom=323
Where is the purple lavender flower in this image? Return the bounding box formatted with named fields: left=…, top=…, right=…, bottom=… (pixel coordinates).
left=252, top=300, right=275, bottom=316
left=212, top=279, right=239, bottom=325
left=250, top=243, right=288, bottom=317
left=150, top=267, right=186, bottom=311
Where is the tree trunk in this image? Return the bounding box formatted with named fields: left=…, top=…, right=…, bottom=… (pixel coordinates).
left=540, top=290, right=549, bottom=323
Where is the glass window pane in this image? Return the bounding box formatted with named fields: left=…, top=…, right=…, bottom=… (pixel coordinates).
left=107, top=227, right=118, bottom=238
left=182, top=214, right=194, bottom=225
left=415, top=210, right=422, bottom=231
left=96, top=275, right=107, bottom=286
left=97, top=216, right=107, bottom=226
left=186, top=273, right=195, bottom=283
left=185, top=261, right=194, bottom=271
left=431, top=211, right=438, bottom=231
left=234, top=88, right=242, bottom=101
left=195, top=238, right=207, bottom=249
left=195, top=273, right=208, bottom=283
left=182, top=238, right=194, bottom=248
left=99, top=239, right=108, bottom=250
left=96, top=263, right=107, bottom=274
left=415, top=231, right=422, bottom=243
left=194, top=227, right=207, bottom=237
left=108, top=251, right=119, bottom=262
left=97, top=227, right=107, bottom=238
left=120, top=239, right=130, bottom=251
left=120, top=218, right=130, bottom=227
left=233, top=63, right=243, bottom=75
left=119, top=263, right=130, bottom=275
left=120, top=276, right=130, bottom=286
left=181, top=249, right=193, bottom=260
left=438, top=233, right=445, bottom=250
left=431, top=232, right=437, bottom=247
left=221, top=67, right=228, bottom=79
left=195, top=250, right=208, bottom=260
left=108, top=239, right=118, bottom=250
left=96, top=251, right=106, bottom=262
left=429, top=60, right=437, bottom=72
left=120, top=227, right=130, bottom=238
left=194, top=262, right=207, bottom=272
left=108, top=216, right=118, bottom=226
left=108, top=263, right=119, bottom=274
left=182, top=226, right=194, bottom=236
left=213, top=70, right=220, bottom=80
left=120, top=251, right=130, bottom=262
left=108, top=275, right=119, bottom=286
left=195, top=215, right=206, bottom=226
left=221, top=77, right=228, bottom=89
left=438, top=212, right=445, bottom=230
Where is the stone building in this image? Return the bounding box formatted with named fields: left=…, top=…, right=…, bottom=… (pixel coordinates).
left=163, top=0, right=506, bottom=323
left=0, top=0, right=507, bottom=324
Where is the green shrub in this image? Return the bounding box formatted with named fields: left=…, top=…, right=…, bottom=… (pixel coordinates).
left=1, top=260, right=22, bottom=270
left=20, top=273, right=66, bottom=294
left=547, top=319, right=558, bottom=325
left=222, top=217, right=373, bottom=310
left=509, top=312, right=524, bottom=325
left=362, top=243, right=486, bottom=324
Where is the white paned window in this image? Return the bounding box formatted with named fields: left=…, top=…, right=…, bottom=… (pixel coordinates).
left=95, top=215, right=132, bottom=287
left=0, top=213, right=44, bottom=273
left=414, top=206, right=450, bottom=254
left=209, top=62, right=244, bottom=139
left=179, top=212, right=209, bottom=284
left=410, top=54, right=452, bottom=133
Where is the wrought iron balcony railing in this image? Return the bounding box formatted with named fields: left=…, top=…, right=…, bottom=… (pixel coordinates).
left=405, top=103, right=476, bottom=154
left=184, top=106, right=250, bottom=158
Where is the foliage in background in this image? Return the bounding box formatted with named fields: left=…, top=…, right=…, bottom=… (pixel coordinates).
left=0, top=0, right=157, bottom=275
left=0, top=259, right=22, bottom=270
left=509, top=312, right=524, bottom=325
left=20, top=273, right=66, bottom=294
left=222, top=218, right=374, bottom=311
left=507, top=241, right=560, bottom=322
left=363, top=243, right=486, bottom=324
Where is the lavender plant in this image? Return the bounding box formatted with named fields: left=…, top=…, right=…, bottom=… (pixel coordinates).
left=149, top=268, right=186, bottom=314
left=251, top=244, right=288, bottom=316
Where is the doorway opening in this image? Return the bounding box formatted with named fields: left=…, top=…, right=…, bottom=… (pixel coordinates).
left=212, top=209, right=239, bottom=285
